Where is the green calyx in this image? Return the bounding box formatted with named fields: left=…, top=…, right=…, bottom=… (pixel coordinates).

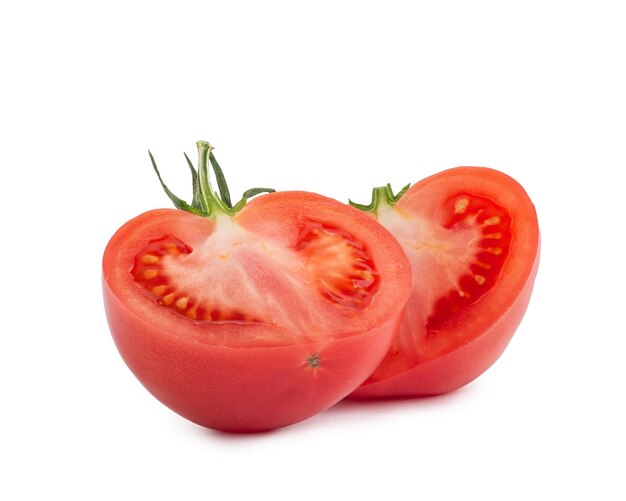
left=149, top=140, right=275, bottom=218
left=349, top=183, right=410, bottom=214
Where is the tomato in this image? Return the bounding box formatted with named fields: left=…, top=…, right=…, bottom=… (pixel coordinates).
left=102, top=141, right=411, bottom=432
left=348, top=167, right=539, bottom=398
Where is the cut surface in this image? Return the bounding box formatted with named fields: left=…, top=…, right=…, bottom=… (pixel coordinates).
left=370, top=192, right=512, bottom=380
left=425, top=194, right=511, bottom=334
left=294, top=221, right=380, bottom=309
left=132, top=235, right=265, bottom=323
left=130, top=216, right=381, bottom=336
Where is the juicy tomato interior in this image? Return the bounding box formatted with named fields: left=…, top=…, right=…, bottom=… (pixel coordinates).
left=366, top=170, right=534, bottom=384
left=294, top=221, right=380, bottom=309
left=131, top=220, right=379, bottom=328
left=116, top=207, right=389, bottom=347
left=131, top=235, right=265, bottom=323
left=425, top=193, right=511, bottom=333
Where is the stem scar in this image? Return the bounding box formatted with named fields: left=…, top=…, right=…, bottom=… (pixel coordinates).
left=306, top=353, right=320, bottom=369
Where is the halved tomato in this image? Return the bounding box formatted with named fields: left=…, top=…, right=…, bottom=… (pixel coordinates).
left=102, top=141, right=411, bottom=431
left=349, top=167, right=539, bottom=398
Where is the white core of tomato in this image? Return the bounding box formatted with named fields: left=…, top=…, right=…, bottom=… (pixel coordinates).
left=159, top=217, right=341, bottom=335
left=376, top=204, right=481, bottom=344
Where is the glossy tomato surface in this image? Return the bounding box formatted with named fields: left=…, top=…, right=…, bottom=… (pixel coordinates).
left=103, top=191, right=411, bottom=431
left=350, top=167, right=539, bottom=398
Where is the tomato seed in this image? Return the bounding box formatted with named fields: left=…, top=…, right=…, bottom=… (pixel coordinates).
left=162, top=293, right=176, bottom=306
left=143, top=269, right=159, bottom=280
left=484, top=216, right=500, bottom=226
left=454, top=198, right=470, bottom=214
left=294, top=221, right=379, bottom=309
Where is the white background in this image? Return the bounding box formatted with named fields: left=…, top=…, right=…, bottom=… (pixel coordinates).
left=1, top=1, right=624, bottom=499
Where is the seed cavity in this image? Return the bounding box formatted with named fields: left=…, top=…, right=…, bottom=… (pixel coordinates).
left=133, top=237, right=265, bottom=325
left=295, top=221, right=379, bottom=309
left=425, top=195, right=512, bottom=335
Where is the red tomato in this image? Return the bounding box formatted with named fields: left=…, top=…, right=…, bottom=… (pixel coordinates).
left=102, top=142, right=411, bottom=432
left=349, top=167, right=539, bottom=398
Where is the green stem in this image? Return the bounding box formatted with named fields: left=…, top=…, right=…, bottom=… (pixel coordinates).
left=149, top=140, right=276, bottom=219
left=376, top=186, right=391, bottom=208
left=349, top=183, right=410, bottom=215
left=196, top=141, right=230, bottom=217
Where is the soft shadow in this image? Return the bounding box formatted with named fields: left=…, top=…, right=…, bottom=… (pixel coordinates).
left=192, top=423, right=283, bottom=442
left=323, top=383, right=478, bottom=417
left=181, top=383, right=480, bottom=440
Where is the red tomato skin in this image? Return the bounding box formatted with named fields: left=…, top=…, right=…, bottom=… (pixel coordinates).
left=104, top=283, right=401, bottom=431
left=103, top=193, right=411, bottom=431
left=350, top=244, right=538, bottom=397
left=349, top=167, right=540, bottom=398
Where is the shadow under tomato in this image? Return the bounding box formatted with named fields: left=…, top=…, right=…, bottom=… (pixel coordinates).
left=193, top=423, right=283, bottom=440
left=187, top=383, right=481, bottom=440
left=327, top=382, right=477, bottom=415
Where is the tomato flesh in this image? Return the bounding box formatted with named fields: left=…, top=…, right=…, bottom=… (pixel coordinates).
left=131, top=236, right=252, bottom=323
left=103, top=192, right=412, bottom=431
left=130, top=218, right=381, bottom=328
left=350, top=167, right=539, bottom=397
left=294, top=221, right=380, bottom=309
left=426, top=193, right=511, bottom=335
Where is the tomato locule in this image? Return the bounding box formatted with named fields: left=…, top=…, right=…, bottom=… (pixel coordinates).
left=348, top=167, right=539, bottom=398
left=102, top=141, right=412, bottom=431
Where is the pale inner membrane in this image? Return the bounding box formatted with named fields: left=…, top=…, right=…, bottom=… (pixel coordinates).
left=376, top=204, right=481, bottom=358
left=161, top=217, right=337, bottom=336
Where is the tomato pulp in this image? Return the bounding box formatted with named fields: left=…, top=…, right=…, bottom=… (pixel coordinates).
left=102, top=142, right=412, bottom=431
left=349, top=167, right=539, bottom=398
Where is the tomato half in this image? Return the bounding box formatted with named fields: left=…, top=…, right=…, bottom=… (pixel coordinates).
left=349, top=167, right=539, bottom=398
left=102, top=142, right=411, bottom=431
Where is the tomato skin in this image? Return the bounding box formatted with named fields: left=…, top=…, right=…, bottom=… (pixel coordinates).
left=103, top=192, right=411, bottom=431
left=350, top=246, right=538, bottom=397
left=104, top=283, right=401, bottom=430
left=349, top=167, right=540, bottom=398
